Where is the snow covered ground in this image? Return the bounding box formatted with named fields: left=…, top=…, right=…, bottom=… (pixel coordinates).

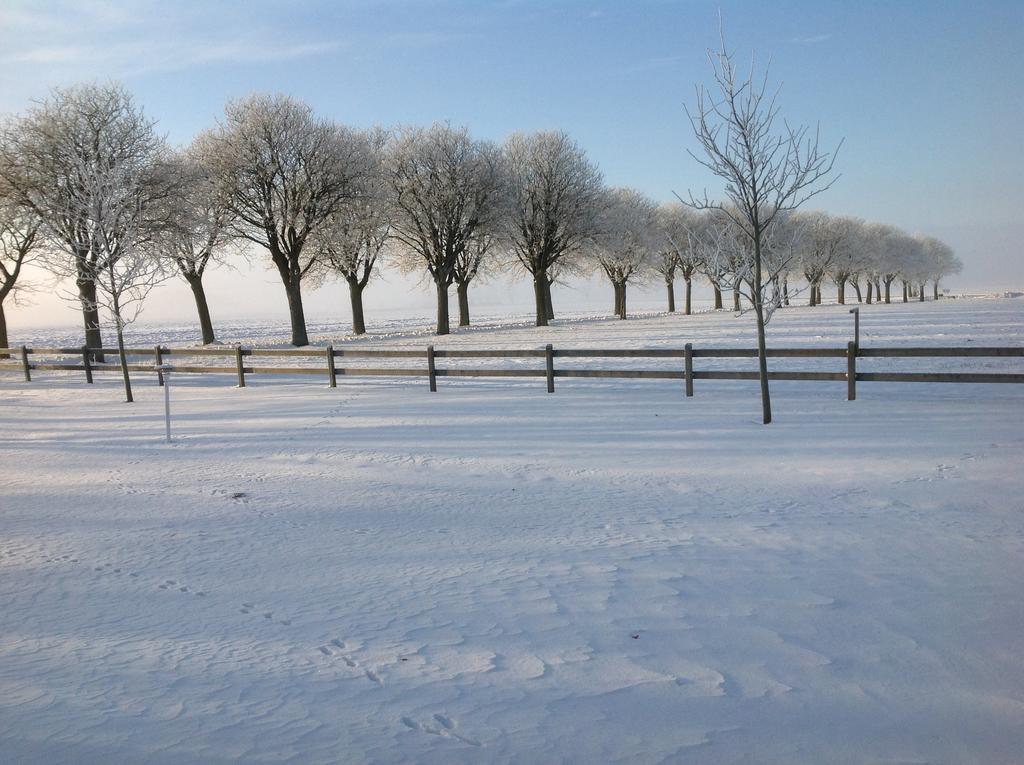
left=1, top=298, right=1023, bottom=764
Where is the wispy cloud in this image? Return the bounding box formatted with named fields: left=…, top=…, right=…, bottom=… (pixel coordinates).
left=791, top=33, right=833, bottom=45
left=0, top=2, right=342, bottom=77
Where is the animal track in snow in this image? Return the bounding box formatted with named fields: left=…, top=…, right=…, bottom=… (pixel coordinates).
left=401, top=715, right=480, bottom=746
left=318, top=639, right=382, bottom=684
left=238, top=602, right=290, bottom=625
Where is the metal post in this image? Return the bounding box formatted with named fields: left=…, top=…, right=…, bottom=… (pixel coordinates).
left=20, top=345, right=30, bottom=382
left=684, top=343, right=694, bottom=397
left=545, top=344, right=555, bottom=393
left=849, top=307, right=859, bottom=350
left=426, top=345, right=437, bottom=392
left=157, top=364, right=172, bottom=442
left=326, top=345, right=337, bottom=388
left=847, top=341, right=857, bottom=401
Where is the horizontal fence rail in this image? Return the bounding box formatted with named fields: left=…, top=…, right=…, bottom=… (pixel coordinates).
left=2, top=344, right=1023, bottom=400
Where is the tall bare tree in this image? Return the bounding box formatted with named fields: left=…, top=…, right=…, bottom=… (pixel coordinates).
left=387, top=123, right=503, bottom=335
left=594, top=187, right=657, bottom=320
left=206, top=94, right=371, bottom=346
left=452, top=231, right=497, bottom=327
left=659, top=204, right=705, bottom=315
left=0, top=83, right=163, bottom=360
left=165, top=137, right=234, bottom=344
left=0, top=196, right=42, bottom=354
left=308, top=128, right=390, bottom=335
left=685, top=34, right=840, bottom=423
left=919, top=235, right=960, bottom=299
left=35, top=110, right=176, bottom=402
left=502, top=131, right=603, bottom=326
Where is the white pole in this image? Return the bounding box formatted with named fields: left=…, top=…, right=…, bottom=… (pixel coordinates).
left=157, top=364, right=172, bottom=443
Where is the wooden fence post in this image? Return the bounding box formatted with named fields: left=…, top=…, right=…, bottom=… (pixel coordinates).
left=684, top=343, right=694, bottom=397
left=82, top=345, right=93, bottom=384
left=427, top=345, right=437, bottom=392
left=326, top=345, right=337, bottom=388
left=545, top=344, right=555, bottom=393
left=235, top=346, right=246, bottom=388
left=847, top=341, right=857, bottom=401
left=154, top=345, right=164, bottom=387
left=20, top=345, right=30, bottom=382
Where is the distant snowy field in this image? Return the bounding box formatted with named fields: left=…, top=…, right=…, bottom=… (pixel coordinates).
left=1, top=298, right=1023, bottom=764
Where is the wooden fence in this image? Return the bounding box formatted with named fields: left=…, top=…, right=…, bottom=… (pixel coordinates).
left=2, top=343, right=1023, bottom=400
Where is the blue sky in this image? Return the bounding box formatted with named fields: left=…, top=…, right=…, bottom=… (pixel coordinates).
left=2, top=0, right=1022, bottom=326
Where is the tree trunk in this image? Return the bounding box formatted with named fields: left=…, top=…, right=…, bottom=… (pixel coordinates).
left=666, top=280, right=675, bottom=313
left=613, top=281, right=623, bottom=318
left=115, top=323, right=133, bottom=403
left=435, top=280, right=450, bottom=335
left=783, top=277, right=790, bottom=306
left=712, top=283, right=723, bottom=309
left=837, top=281, right=846, bottom=305
left=732, top=286, right=740, bottom=312
left=533, top=274, right=548, bottom=327
left=619, top=281, right=627, bottom=319
left=0, top=300, right=8, bottom=359
left=809, top=282, right=817, bottom=306
left=684, top=278, right=692, bottom=315
left=457, top=281, right=470, bottom=327
left=348, top=278, right=366, bottom=335
left=866, top=281, right=873, bottom=304
left=283, top=278, right=310, bottom=346
left=919, top=283, right=925, bottom=302
left=77, top=278, right=104, bottom=362
left=933, top=280, right=940, bottom=300
left=186, top=274, right=216, bottom=344
left=544, top=277, right=554, bottom=321
left=852, top=279, right=862, bottom=303
left=753, top=239, right=771, bottom=424
left=902, top=282, right=908, bottom=303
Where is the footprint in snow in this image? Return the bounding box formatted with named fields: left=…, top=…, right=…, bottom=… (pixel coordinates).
left=401, top=715, right=480, bottom=746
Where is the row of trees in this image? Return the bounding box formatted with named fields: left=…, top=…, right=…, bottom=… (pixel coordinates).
left=0, top=83, right=961, bottom=367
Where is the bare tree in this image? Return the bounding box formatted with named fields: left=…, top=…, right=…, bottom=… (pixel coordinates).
left=308, top=128, right=390, bottom=335
left=206, top=94, right=371, bottom=346
left=0, top=84, right=163, bottom=360
left=502, top=131, right=604, bottom=326
left=594, top=187, right=657, bottom=319
left=452, top=230, right=498, bottom=327
left=33, top=103, right=176, bottom=401
left=654, top=203, right=697, bottom=313
left=919, top=235, right=960, bottom=299
left=165, top=137, right=234, bottom=344
left=387, top=123, right=504, bottom=335
left=684, top=33, right=840, bottom=423
left=0, top=195, right=42, bottom=354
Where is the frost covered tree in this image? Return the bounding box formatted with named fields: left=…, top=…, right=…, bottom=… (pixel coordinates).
left=501, top=131, right=604, bottom=326
left=654, top=202, right=700, bottom=313
left=387, top=123, right=504, bottom=335
left=793, top=213, right=831, bottom=306
left=165, top=137, right=234, bottom=344
left=12, top=87, right=178, bottom=401
left=452, top=230, right=498, bottom=327
left=308, top=128, right=391, bottom=335
left=206, top=94, right=372, bottom=346
left=594, top=187, right=657, bottom=319
left=684, top=31, right=839, bottom=422
left=0, top=194, right=42, bottom=354
left=0, top=84, right=165, bottom=360
left=919, top=235, right=960, bottom=299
